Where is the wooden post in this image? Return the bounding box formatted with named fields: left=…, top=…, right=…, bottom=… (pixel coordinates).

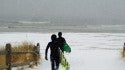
left=34, top=43, right=40, bottom=66
left=34, top=45, right=37, bottom=66
left=36, top=43, right=40, bottom=54
left=5, top=43, right=12, bottom=70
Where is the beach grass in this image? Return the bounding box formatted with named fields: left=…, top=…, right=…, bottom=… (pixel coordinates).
left=0, top=42, right=41, bottom=66
left=121, top=49, right=125, bottom=58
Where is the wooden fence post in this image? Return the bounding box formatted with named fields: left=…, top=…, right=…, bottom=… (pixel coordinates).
left=34, top=43, right=40, bottom=66
left=36, top=43, right=40, bottom=54
left=5, top=43, right=12, bottom=70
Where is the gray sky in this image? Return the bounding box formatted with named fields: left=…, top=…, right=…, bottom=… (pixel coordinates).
left=0, top=0, right=125, bottom=20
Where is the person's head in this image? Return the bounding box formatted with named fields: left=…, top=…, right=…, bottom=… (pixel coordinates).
left=58, top=32, right=62, bottom=37
left=51, top=34, right=57, bottom=41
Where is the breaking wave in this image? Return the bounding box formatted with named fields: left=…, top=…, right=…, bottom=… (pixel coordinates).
left=17, top=21, right=50, bottom=24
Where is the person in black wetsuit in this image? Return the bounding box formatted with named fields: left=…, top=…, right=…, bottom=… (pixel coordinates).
left=57, top=32, right=66, bottom=53
left=45, top=34, right=62, bottom=70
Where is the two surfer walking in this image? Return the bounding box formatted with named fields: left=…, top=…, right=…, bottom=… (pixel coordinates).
left=45, top=32, right=68, bottom=70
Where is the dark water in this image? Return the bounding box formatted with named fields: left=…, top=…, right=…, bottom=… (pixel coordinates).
left=0, top=20, right=125, bottom=33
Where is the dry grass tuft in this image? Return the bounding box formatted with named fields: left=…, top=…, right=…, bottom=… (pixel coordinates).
left=0, top=55, right=6, bottom=65
left=12, top=42, right=34, bottom=52
left=121, top=50, right=125, bottom=58
left=0, top=42, right=41, bottom=66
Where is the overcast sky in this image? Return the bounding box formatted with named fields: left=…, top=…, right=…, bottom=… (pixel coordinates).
left=0, top=0, right=125, bottom=20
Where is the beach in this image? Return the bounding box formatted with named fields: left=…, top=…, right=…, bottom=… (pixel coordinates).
left=0, top=32, right=125, bottom=70
left=1, top=0, right=125, bottom=70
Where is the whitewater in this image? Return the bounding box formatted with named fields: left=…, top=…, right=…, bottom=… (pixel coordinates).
left=1, top=21, right=125, bottom=33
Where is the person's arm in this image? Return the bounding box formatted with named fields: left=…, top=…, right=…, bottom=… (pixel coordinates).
left=63, top=38, right=66, bottom=43
left=45, top=43, right=50, bottom=60
left=60, top=38, right=66, bottom=53
left=60, top=46, right=64, bottom=53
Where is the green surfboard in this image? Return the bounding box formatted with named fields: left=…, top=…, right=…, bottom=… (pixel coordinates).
left=60, top=51, right=70, bottom=70
left=63, top=43, right=71, bottom=53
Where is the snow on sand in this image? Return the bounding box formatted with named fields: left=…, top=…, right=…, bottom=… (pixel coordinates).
left=0, top=32, right=125, bottom=70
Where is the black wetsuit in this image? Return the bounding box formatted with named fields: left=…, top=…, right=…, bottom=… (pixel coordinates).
left=57, top=37, right=66, bottom=52
left=45, top=40, right=61, bottom=70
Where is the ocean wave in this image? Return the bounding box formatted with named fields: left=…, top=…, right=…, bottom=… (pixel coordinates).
left=17, top=21, right=50, bottom=24
left=101, top=25, right=125, bottom=27
left=7, top=26, right=41, bottom=28
left=0, top=26, right=41, bottom=29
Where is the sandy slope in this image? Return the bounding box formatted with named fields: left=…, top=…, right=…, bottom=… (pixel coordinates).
left=0, top=33, right=125, bottom=70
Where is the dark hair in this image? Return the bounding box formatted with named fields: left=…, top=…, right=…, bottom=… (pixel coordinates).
left=51, top=34, right=57, bottom=41
left=58, top=32, right=62, bottom=36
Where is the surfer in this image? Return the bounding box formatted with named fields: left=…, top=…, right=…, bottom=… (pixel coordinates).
left=45, top=34, right=62, bottom=70
left=57, top=32, right=66, bottom=53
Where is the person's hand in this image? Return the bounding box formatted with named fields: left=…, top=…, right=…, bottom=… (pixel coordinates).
left=45, top=56, right=48, bottom=60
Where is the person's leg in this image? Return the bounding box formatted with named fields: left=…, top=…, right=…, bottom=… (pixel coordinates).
left=55, top=58, right=60, bottom=70
left=51, top=57, right=55, bottom=70
left=51, top=61, right=55, bottom=70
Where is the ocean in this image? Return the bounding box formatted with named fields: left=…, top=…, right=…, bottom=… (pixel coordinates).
left=0, top=20, right=125, bottom=33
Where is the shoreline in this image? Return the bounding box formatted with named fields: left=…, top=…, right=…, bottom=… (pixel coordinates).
left=0, top=31, right=125, bottom=33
